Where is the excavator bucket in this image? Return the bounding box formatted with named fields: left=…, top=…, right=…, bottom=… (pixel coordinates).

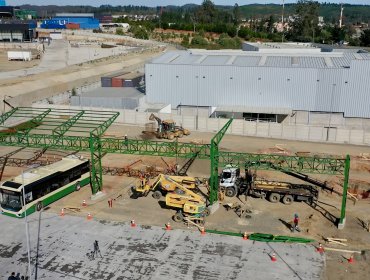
left=149, top=113, right=156, bottom=121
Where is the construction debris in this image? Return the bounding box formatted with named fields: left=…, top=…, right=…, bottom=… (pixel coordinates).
left=324, top=237, right=348, bottom=247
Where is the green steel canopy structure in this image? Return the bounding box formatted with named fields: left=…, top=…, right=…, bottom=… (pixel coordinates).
left=0, top=107, right=350, bottom=228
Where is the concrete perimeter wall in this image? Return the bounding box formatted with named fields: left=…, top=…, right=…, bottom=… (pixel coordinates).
left=33, top=104, right=370, bottom=146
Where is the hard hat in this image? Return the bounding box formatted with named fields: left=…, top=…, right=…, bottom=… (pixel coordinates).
left=294, top=213, right=298, bottom=218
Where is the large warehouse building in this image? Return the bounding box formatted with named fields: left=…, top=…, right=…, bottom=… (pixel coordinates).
left=41, top=13, right=99, bottom=29
left=145, top=43, right=370, bottom=122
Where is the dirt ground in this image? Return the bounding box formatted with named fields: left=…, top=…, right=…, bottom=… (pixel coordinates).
left=0, top=51, right=39, bottom=72
left=1, top=124, right=370, bottom=280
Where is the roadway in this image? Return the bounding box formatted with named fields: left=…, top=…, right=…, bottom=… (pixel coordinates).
left=0, top=212, right=324, bottom=280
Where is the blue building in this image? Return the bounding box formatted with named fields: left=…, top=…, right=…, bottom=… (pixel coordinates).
left=41, top=13, right=99, bottom=29
left=0, top=0, right=6, bottom=7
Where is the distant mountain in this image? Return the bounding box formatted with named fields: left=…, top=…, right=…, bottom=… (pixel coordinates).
left=19, top=3, right=370, bottom=24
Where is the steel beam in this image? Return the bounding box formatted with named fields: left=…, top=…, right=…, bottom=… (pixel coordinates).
left=338, top=154, right=350, bottom=229
left=209, top=119, right=233, bottom=204
left=52, top=111, right=85, bottom=136
left=0, top=108, right=18, bottom=125
left=218, top=152, right=346, bottom=175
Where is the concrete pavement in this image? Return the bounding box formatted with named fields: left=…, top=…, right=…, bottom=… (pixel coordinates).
left=0, top=40, right=134, bottom=81
left=0, top=212, right=324, bottom=280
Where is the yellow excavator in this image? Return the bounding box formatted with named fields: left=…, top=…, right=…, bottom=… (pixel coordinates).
left=132, top=174, right=200, bottom=199
left=149, top=113, right=190, bottom=140
left=164, top=176, right=210, bottom=222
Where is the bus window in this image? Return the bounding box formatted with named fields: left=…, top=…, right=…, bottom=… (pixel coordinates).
left=0, top=189, right=22, bottom=212
left=25, top=191, right=33, bottom=204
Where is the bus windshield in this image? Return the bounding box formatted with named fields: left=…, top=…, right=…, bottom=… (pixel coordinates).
left=222, top=172, right=232, bottom=179
left=0, top=189, right=22, bottom=212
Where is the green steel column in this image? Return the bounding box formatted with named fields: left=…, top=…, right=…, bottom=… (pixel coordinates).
left=209, top=140, right=219, bottom=204
left=338, top=154, right=350, bottom=229
left=209, top=119, right=233, bottom=205
left=89, top=134, right=103, bottom=194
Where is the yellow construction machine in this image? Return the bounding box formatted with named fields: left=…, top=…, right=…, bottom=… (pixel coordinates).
left=164, top=176, right=210, bottom=222
left=132, top=174, right=200, bottom=199
left=148, top=113, right=190, bottom=140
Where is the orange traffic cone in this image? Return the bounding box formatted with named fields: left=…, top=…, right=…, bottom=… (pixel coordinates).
left=316, top=243, right=325, bottom=254
left=165, top=222, right=172, bottom=231
left=200, top=227, right=206, bottom=235
left=131, top=220, right=136, bottom=227
left=87, top=213, right=92, bottom=220
left=243, top=232, right=248, bottom=240
left=82, top=200, right=87, bottom=207
left=60, top=208, right=65, bottom=217
left=271, top=252, right=277, bottom=262
left=348, top=255, right=354, bottom=263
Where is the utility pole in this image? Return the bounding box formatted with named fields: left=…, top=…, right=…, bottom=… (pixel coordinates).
left=339, top=3, right=344, bottom=28
left=281, top=0, right=285, bottom=43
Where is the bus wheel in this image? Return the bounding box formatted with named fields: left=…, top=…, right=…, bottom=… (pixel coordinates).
left=282, top=195, right=294, bottom=205
left=36, top=201, right=43, bottom=211
left=268, top=193, right=280, bottom=203
left=75, top=182, right=81, bottom=191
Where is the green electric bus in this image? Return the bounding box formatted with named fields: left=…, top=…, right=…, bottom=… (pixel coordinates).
left=0, top=155, right=90, bottom=218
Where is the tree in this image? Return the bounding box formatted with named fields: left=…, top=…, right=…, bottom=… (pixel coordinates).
left=267, top=15, right=275, bottom=34
left=329, top=26, right=346, bottom=44
left=197, top=0, right=217, bottom=24
left=360, top=30, right=370, bottom=47
left=116, top=28, right=124, bottom=35
left=233, top=3, right=241, bottom=26
left=290, top=0, right=320, bottom=42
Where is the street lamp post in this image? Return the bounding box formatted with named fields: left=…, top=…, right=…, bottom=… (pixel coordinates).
left=22, top=172, right=32, bottom=280
left=196, top=75, right=199, bottom=130
left=34, top=206, right=50, bottom=280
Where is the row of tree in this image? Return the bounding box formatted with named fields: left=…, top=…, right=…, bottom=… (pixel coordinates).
left=111, top=0, right=370, bottom=47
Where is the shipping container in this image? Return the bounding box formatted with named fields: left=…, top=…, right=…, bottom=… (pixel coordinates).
left=66, top=23, right=80, bottom=29
left=113, top=72, right=144, bottom=87
left=101, top=77, right=112, bottom=87
left=50, top=32, right=63, bottom=40
left=8, top=51, right=32, bottom=61
left=111, top=77, right=123, bottom=87
left=100, top=71, right=129, bottom=87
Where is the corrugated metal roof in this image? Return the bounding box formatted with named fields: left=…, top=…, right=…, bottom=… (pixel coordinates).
left=81, top=87, right=143, bottom=99
left=201, top=55, right=230, bottom=65
left=150, top=50, right=370, bottom=69
left=265, top=56, right=291, bottom=67
left=233, top=56, right=261, bottom=66
left=216, top=105, right=292, bottom=114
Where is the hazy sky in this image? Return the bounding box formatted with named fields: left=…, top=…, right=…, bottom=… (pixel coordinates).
left=6, top=0, right=370, bottom=6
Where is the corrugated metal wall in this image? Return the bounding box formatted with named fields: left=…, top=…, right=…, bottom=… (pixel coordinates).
left=146, top=61, right=370, bottom=118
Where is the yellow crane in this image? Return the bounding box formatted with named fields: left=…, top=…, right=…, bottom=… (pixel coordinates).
left=164, top=176, right=209, bottom=222
left=132, top=174, right=200, bottom=199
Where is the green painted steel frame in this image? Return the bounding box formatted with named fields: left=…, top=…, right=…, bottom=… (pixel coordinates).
left=209, top=119, right=233, bottom=204
left=52, top=111, right=85, bottom=136
left=0, top=108, right=351, bottom=227
left=219, top=152, right=346, bottom=175
left=0, top=108, right=18, bottom=125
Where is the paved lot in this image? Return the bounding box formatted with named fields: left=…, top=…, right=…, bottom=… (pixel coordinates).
left=0, top=40, right=133, bottom=80
left=0, top=213, right=324, bottom=280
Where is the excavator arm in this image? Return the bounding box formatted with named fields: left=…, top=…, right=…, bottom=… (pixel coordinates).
left=149, top=113, right=162, bottom=126
left=164, top=176, right=204, bottom=202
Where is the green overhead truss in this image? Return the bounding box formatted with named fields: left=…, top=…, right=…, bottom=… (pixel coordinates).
left=0, top=107, right=350, bottom=228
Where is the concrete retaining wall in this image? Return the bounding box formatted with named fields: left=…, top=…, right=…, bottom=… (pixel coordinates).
left=32, top=104, right=370, bottom=146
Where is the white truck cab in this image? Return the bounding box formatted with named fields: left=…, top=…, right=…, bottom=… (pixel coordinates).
left=219, top=165, right=240, bottom=197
